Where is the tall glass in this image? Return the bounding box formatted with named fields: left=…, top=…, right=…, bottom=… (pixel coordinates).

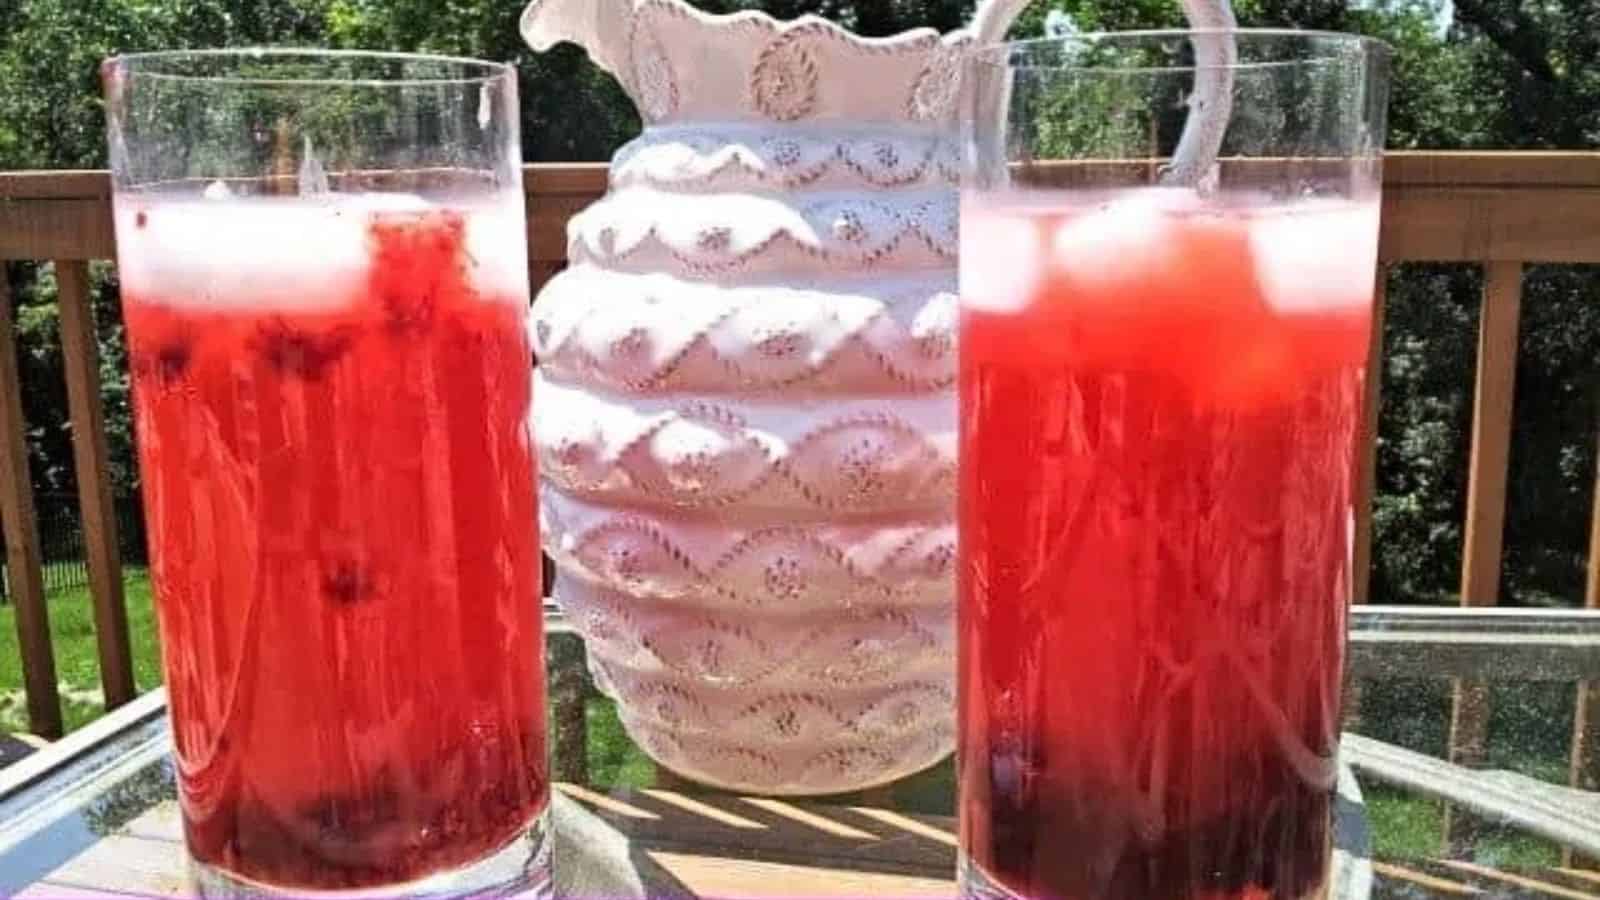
left=958, top=31, right=1389, bottom=900
left=103, top=51, right=546, bottom=897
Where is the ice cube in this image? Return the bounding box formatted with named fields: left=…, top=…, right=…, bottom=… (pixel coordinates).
left=1249, top=200, right=1380, bottom=313
left=115, top=197, right=372, bottom=311
left=1049, top=189, right=1199, bottom=296
left=960, top=205, right=1044, bottom=314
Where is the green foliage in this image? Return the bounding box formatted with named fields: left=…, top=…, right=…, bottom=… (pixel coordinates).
left=1372, top=264, right=1480, bottom=602
left=1502, top=266, right=1600, bottom=605
left=1027, top=72, right=1157, bottom=161
left=1364, top=786, right=1446, bottom=858
left=0, top=1, right=326, bottom=171
left=584, top=697, right=659, bottom=789
left=0, top=569, right=159, bottom=734
left=1451, top=0, right=1600, bottom=149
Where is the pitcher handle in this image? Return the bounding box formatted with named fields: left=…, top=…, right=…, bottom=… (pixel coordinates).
left=965, top=0, right=1237, bottom=188
left=968, top=0, right=1029, bottom=49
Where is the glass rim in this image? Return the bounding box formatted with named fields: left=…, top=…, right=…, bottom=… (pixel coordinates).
left=102, top=48, right=515, bottom=88
left=969, top=28, right=1392, bottom=72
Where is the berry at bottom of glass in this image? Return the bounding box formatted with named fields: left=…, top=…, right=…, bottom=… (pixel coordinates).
left=958, top=191, right=1377, bottom=900
left=120, top=196, right=547, bottom=891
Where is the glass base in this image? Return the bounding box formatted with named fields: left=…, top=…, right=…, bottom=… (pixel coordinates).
left=191, top=809, right=551, bottom=899
left=959, top=853, right=1022, bottom=900
left=959, top=851, right=1333, bottom=900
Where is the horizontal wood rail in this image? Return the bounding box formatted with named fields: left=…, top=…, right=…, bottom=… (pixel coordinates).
left=1, top=154, right=1598, bottom=854
left=7, top=152, right=1597, bottom=263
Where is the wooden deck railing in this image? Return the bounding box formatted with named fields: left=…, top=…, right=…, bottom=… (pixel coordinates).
left=2, top=153, right=1599, bottom=840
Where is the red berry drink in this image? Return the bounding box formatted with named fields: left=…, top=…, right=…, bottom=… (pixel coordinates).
left=116, top=195, right=546, bottom=891
left=959, top=192, right=1377, bottom=900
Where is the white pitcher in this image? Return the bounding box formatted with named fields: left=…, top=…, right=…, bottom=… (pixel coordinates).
left=522, top=0, right=1230, bottom=795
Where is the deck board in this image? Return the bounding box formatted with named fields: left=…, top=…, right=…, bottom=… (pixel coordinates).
left=35, top=833, right=189, bottom=896
left=1435, top=861, right=1600, bottom=900
left=646, top=851, right=955, bottom=898
left=564, top=786, right=957, bottom=878
left=1371, top=860, right=1482, bottom=895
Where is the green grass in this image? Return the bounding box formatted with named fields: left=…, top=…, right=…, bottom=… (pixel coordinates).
left=1366, top=786, right=1447, bottom=858
left=0, top=567, right=162, bottom=734
left=1367, top=786, right=1561, bottom=869
left=585, top=697, right=659, bottom=789
left=1467, top=825, right=1563, bottom=868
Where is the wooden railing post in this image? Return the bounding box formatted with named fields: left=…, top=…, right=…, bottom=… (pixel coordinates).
left=0, top=266, right=63, bottom=739
left=54, top=260, right=135, bottom=710
left=1444, top=260, right=1524, bottom=852
left=529, top=261, right=564, bottom=299
left=1589, top=433, right=1600, bottom=615
left=1458, top=262, right=1524, bottom=606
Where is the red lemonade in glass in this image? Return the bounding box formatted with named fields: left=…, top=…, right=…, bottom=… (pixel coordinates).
left=116, top=195, right=546, bottom=891
left=958, top=192, right=1377, bottom=900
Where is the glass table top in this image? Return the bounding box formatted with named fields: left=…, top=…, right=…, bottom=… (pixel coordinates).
left=1, top=605, right=1597, bottom=898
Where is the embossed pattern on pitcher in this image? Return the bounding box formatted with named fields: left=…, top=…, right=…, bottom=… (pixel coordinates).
left=524, top=0, right=964, bottom=793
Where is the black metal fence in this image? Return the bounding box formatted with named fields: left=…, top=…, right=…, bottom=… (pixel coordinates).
left=0, top=493, right=147, bottom=602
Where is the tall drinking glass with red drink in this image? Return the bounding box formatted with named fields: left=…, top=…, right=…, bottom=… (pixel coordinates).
left=103, top=51, right=546, bottom=897
left=958, top=31, right=1390, bottom=900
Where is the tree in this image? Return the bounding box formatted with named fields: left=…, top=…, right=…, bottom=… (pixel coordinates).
left=1452, top=0, right=1600, bottom=148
